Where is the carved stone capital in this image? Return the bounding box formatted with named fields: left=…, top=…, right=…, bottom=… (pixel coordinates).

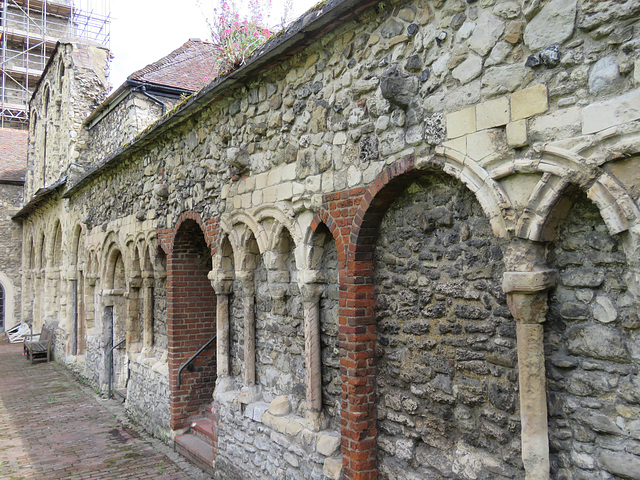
left=208, top=270, right=233, bottom=295
left=502, top=270, right=556, bottom=293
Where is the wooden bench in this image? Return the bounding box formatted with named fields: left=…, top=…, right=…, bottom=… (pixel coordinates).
left=24, top=323, right=56, bottom=364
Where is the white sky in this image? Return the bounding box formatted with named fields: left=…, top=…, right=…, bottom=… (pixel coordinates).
left=107, top=0, right=319, bottom=90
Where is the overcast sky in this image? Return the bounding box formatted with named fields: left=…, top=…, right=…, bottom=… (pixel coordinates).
left=107, top=0, right=318, bottom=90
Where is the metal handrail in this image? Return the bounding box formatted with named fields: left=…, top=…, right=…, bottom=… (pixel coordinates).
left=177, top=335, right=216, bottom=387
left=107, top=338, right=125, bottom=398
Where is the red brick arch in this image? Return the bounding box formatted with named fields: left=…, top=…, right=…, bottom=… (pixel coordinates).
left=312, top=156, right=420, bottom=480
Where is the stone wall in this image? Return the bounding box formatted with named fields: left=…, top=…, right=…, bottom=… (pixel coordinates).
left=0, top=182, right=23, bottom=330
left=83, top=92, right=168, bottom=168
left=546, top=193, right=640, bottom=479
left=16, top=0, right=640, bottom=479
left=374, top=174, right=521, bottom=479
left=25, top=41, right=109, bottom=199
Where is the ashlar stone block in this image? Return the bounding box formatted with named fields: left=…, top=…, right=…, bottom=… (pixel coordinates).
left=476, top=96, right=510, bottom=130
left=323, top=457, right=343, bottom=480
left=582, top=87, right=640, bottom=135
left=506, top=120, right=528, bottom=148
left=511, top=84, right=549, bottom=121
left=446, top=106, right=476, bottom=139
left=317, top=433, right=341, bottom=456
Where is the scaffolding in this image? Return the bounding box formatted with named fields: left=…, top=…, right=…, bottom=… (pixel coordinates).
left=0, top=0, right=110, bottom=128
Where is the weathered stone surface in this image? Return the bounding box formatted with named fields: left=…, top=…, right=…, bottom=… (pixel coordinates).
left=316, top=433, right=340, bottom=456
left=380, top=66, right=419, bottom=109
left=589, top=55, right=623, bottom=96
left=524, top=0, right=578, bottom=51
left=269, top=396, right=291, bottom=416
left=469, top=12, right=505, bottom=56
left=600, top=451, right=640, bottom=479
left=15, top=3, right=640, bottom=480
left=452, top=54, right=484, bottom=84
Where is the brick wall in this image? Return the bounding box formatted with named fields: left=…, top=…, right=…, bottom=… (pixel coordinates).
left=167, top=218, right=217, bottom=430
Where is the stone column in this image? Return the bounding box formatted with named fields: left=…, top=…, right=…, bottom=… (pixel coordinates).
left=300, top=270, right=325, bottom=430
left=209, top=271, right=234, bottom=393
left=126, top=277, right=142, bottom=350
left=142, top=273, right=154, bottom=348
left=238, top=271, right=256, bottom=387
left=503, top=270, right=556, bottom=480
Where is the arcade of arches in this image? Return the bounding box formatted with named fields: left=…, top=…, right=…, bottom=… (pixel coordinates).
left=14, top=1, right=640, bottom=479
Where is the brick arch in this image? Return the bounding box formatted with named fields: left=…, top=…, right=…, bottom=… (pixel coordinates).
left=164, top=211, right=216, bottom=256
left=333, top=154, right=516, bottom=479
left=167, top=217, right=217, bottom=431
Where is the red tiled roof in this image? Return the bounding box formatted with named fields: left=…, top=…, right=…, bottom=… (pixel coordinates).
left=0, top=128, right=27, bottom=181
left=127, top=39, right=218, bottom=92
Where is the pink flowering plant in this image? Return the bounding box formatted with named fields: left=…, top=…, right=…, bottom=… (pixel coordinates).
left=200, top=0, right=274, bottom=76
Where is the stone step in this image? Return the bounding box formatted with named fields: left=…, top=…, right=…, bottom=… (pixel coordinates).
left=191, top=418, right=214, bottom=446
left=174, top=433, right=215, bottom=477
left=112, top=388, right=126, bottom=404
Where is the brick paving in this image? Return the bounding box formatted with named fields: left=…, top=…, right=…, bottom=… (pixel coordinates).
left=0, top=340, right=211, bottom=480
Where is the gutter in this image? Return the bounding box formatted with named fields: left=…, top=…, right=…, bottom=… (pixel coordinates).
left=0, top=178, right=25, bottom=185
left=63, top=0, right=380, bottom=200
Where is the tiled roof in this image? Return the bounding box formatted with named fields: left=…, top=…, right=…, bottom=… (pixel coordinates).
left=0, top=128, right=28, bottom=181
left=127, top=39, right=218, bottom=92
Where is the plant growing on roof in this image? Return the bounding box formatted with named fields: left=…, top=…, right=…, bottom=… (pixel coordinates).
left=197, top=0, right=293, bottom=77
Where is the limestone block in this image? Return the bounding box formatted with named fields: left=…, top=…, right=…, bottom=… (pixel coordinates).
left=276, top=183, right=293, bottom=201
left=582, top=88, right=640, bottom=135
left=465, top=129, right=504, bottom=162
left=452, top=54, right=483, bottom=85
left=506, top=120, right=527, bottom=148
left=263, top=186, right=278, bottom=203
left=635, top=58, right=640, bottom=85
left=255, top=172, right=268, bottom=189
left=469, top=12, right=505, bottom=56
left=269, top=395, right=291, bottom=416
left=267, top=166, right=283, bottom=186
left=323, top=457, right=343, bottom=480
left=511, top=84, right=548, bottom=121
left=476, top=96, right=510, bottom=130
left=446, top=106, right=476, bottom=139
left=317, top=433, right=341, bottom=456
left=252, top=402, right=270, bottom=422
left=442, top=136, right=467, bottom=155
left=271, top=415, right=290, bottom=434
left=529, top=106, right=581, bottom=141
left=523, top=0, right=577, bottom=51
left=282, top=163, right=297, bottom=181
left=285, top=418, right=304, bottom=436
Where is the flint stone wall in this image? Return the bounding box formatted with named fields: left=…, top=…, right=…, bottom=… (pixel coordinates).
left=374, top=174, right=521, bottom=479
left=546, top=194, right=640, bottom=479
left=18, top=0, right=640, bottom=478
left=0, top=182, right=23, bottom=329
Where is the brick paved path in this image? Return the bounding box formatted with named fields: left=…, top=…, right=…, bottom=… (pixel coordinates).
left=0, top=340, right=211, bottom=480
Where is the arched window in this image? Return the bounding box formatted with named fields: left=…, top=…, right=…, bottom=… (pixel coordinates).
left=0, top=283, right=5, bottom=332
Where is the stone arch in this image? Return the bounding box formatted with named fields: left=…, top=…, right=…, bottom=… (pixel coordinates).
left=337, top=156, right=515, bottom=479
left=101, top=241, right=128, bottom=394
left=0, top=272, right=16, bottom=332
left=429, top=147, right=514, bottom=237
left=70, top=224, right=87, bottom=356
left=167, top=211, right=215, bottom=256
left=486, top=146, right=640, bottom=242
left=167, top=218, right=217, bottom=430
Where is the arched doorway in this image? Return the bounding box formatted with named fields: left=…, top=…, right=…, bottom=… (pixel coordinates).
left=168, top=218, right=217, bottom=430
